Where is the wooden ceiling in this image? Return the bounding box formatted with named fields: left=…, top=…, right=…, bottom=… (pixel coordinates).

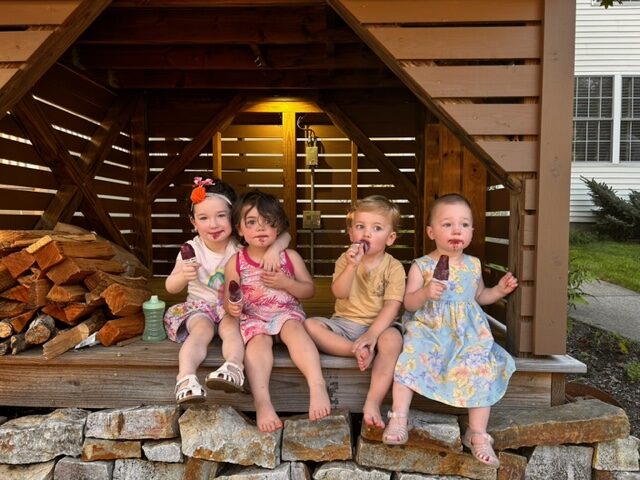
left=59, top=0, right=401, bottom=92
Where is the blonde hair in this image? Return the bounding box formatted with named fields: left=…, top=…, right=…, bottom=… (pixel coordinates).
left=428, top=193, right=473, bottom=225
left=346, top=195, right=401, bottom=231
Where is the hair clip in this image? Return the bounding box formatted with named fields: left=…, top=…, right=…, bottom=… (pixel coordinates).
left=191, top=177, right=215, bottom=205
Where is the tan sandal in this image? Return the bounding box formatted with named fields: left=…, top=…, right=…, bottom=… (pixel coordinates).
left=382, top=411, right=409, bottom=446
left=205, top=361, right=245, bottom=393
left=462, top=430, right=500, bottom=468
left=175, top=374, right=206, bottom=404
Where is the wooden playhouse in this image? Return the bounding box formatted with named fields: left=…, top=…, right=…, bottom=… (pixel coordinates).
left=0, top=0, right=584, bottom=413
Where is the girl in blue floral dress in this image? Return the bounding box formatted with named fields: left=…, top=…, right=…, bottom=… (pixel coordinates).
left=385, top=194, right=518, bottom=468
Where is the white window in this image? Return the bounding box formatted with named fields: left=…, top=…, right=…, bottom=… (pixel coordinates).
left=620, top=76, right=640, bottom=162
left=573, top=76, right=613, bottom=162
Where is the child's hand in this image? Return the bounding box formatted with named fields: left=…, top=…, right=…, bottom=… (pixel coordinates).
left=497, top=272, right=518, bottom=295
left=181, top=262, right=199, bottom=282
left=260, top=249, right=281, bottom=273
left=345, top=243, right=364, bottom=267
left=424, top=279, right=447, bottom=301
left=352, top=330, right=378, bottom=371
left=261, top=269, right=291, bottom=291
left=227, top=300, right=242, bottom=318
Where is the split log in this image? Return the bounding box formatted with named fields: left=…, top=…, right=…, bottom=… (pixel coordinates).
left=25, top=314, right=56, bottom=345
left=42, top=310, right=106, bottom=360
left=26, top=279, right=52, bottom=309
left=83, top=271, right=148, bottom=291
left=17, top=267, right=47, bottom=285
left=46, top=258, right=125, bottom=285
left=10, top=332, right=29, bottom=355
left=96, top=312, right=145, bottom=347
left=101, top=284, right=151, bottom=316
left=24, top=233, right=99, bottom=254
left=0, top=300, right=26, bottom=319
left=0, top=250, right=36, bottom=278
left=0, top=309, right=37, bottom=338
left=0, top=339, right=9, bottom=355
left=32, top=239, right=115, bottom=271
left=46, top=285, right=87, bottom=304
left=63, top=303, right=97, bottom=324
left=0, top=284, right=28, bottom=302
left=0, top=230, right=56, bottom=253
left=0, top=264, right=16, bottom=291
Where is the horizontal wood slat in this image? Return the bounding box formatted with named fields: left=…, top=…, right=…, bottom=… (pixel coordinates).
left=406, top=65, right=540, bottom=98
left=369, top=26, right=541, bottom=60
left=0, top=1, right=79, bottom=25
left=0, top=164, right=58, bottom=190
left=0, top=31, right=52, bottom=62
left=339, top=0, right=543, bottom=23
left=442, top=104, right=539, bottom=136
left=477, top=140, right=538, bottom=173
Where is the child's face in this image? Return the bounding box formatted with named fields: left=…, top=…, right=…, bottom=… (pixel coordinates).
left=190, top=195, right=233, bottom=248
left=427, top=202, right=473, bottom=253
left=238, top=206, right=278, bottom=248
left=348, top=210, right=397, bottom=255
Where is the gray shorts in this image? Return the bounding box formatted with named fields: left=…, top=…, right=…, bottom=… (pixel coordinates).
left=311, top=316, right=370, bottom=342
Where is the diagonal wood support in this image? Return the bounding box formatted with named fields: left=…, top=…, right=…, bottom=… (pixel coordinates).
left=318, top=98, right=418, bottom=204
left=12, top=95, right=130, bottom=250
left=148, top=93, right=246, bottom=200
left=36, top=94, right=138, bottom=230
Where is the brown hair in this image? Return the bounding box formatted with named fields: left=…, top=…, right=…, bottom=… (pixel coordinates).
left=346, top=195, right=401, bottom=231
left=232, top=189, right=289, bottom=245
left=427, top=193, right=473, bottom=225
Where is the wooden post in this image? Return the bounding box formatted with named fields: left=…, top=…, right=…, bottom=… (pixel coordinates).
left=282, top=111, right=297, bottom=243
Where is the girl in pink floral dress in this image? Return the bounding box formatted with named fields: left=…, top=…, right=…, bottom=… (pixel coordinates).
left=224, top=190, right=331, bottom=433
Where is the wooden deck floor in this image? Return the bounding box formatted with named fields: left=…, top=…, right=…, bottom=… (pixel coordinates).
left=0, top=277, right=585, bottom=413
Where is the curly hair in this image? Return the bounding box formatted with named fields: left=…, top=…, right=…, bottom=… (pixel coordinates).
left=232, top=189, right=289, bottom=244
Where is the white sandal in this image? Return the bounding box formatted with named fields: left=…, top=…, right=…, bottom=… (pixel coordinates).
left=382, top=411, right=410, bottom=445
left=205, top=361, right=245, bottom=393
left=175, top=374, right=206, bottom=404
left=462, top=430, right=500, bottom=468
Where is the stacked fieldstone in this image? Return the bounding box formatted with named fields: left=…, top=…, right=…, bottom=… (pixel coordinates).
left=0, top=399, right=638, bottom=479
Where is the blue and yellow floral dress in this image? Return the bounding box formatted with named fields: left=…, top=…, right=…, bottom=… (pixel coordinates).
left=394, top=254, right=515, bottom=408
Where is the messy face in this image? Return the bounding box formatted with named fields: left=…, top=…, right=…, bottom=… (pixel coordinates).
left=427, top=201, right=473, bottom=253
left=348, top=210, right=397, bottom=255
left=190, top=195, right=233, bottom=250
left=238, top=205, right=278, bottom=249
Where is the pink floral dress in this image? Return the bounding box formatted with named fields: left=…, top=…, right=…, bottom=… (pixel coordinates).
left=236, top=248, right=305, bottom=343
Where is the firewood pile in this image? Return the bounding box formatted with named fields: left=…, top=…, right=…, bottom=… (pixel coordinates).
left=0, top=230, right=153, bottom=359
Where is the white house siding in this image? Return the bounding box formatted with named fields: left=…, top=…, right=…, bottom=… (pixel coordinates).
left=571, top=0, right=640, bottom=223
left=571, top=163, right=640, bottom=223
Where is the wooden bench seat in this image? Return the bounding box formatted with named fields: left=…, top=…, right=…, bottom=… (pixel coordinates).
left=0, top=277, right=585, bottom=413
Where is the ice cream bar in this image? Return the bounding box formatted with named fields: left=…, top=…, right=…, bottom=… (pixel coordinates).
left=180, top=242, right=197, bottom=264
left=228, top=280, right=243, bottom=303
left=433, top=255, right=449, bottom=281
left=351, top=239, right=370, bottom=254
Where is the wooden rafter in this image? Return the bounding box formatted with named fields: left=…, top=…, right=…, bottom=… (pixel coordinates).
left=148, top=94, right=247, bottom=200
left=318, top=99, right=418, bottom=204
left=12, top=96, right=130, bottom=250
left=0, top=0, right=111, bottom=123
left=36, top=94, right=138, bottom=229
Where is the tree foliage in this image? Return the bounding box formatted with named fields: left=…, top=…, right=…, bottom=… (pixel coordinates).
left=600, top=0, right=623, bottom=7
left=582, top=177, right=640, bottom=240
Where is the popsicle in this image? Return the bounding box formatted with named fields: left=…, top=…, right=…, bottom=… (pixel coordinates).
left=351, top=239, right=370, bottom=254
left=433, top=255, right=449, bottom=281
left=180, top=242, right=197, bottom=264
left=228, top=280, right=243, bottom=304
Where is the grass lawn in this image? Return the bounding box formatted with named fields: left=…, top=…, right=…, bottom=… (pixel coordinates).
left=570, top=240, right=640, bottom=293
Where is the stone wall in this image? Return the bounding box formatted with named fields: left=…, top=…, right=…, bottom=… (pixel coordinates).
left=0, top=399, right=638, bottom=479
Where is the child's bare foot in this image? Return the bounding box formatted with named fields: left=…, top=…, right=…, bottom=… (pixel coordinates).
left=255, top=401, right=283, bottom=433
left=355, top=346, right=375, bottom=371
left=309, top=382, right=331, bottom=421
left=363, top=400, right=385, bottom=428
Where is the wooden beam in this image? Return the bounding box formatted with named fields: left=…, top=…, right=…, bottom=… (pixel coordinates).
left=68, top=44, right=383, bottom=71
left=12, top=96, right=130, bottom=250
left=130, top=95, right=153, bottom=271
left=532, top=0, right=575, bottom=355
left=148, top=94, right=246, bottom=200
left=94, top=69, right=400, bottom=90
left=282, top=111, right=297, bottom=244
left=36, top=95, right=138, bottom=229
left=0, top=2, right=80, bottom=26
left=318, top=99, right=418, bottom=204
left=111, top=0, right=324, bottom=6
left=0, top=0, right=111, bottom=122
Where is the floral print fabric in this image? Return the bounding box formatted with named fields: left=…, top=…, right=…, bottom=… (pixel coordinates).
left=394, top=254, right=515, bottom=408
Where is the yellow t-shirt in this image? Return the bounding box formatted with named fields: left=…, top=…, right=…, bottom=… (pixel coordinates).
left=333, top=252, right=406, bottom=326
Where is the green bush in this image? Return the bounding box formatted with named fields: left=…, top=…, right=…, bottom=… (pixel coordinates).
left=581, top=177, right=640, bottom=241
left=567, top=258, right=596, bottom=311
left=569, top=230, right=598, bottom=246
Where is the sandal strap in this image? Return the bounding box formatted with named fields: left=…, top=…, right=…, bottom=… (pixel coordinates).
left=214, top=361, right=245, bottom=385
left=387, top=411, right=408, bottom=419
